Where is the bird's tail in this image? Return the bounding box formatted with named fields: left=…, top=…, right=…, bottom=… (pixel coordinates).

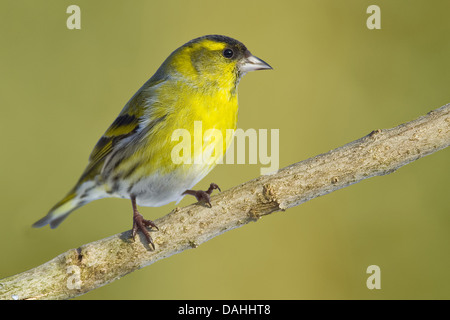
left=32, top=181, right=103, bottom=229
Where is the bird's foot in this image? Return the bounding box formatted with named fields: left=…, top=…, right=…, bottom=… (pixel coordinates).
left=183, top=183, right=221, bottom=208
left=131, top=197, right=158, bottom=249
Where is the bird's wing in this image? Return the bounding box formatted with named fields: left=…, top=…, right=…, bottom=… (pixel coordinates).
left=77, top=78, right=165, bottom=183
left=77, top=108, right=142, bottom=183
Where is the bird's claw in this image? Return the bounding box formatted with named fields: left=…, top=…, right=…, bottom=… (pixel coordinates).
left=132, top=211, right=158, bottom=249
left=183, top=183, right=221, bottom=207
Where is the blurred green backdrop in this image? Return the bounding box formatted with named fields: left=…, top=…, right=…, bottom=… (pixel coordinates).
left=0, top=0, right=449, bottom=299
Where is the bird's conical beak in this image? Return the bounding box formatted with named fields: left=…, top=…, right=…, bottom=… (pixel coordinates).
left=239, top=52, right=273, bottom=74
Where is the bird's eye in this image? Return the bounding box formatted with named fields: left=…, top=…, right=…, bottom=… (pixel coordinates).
left=223, top=48, right=234, bottom=59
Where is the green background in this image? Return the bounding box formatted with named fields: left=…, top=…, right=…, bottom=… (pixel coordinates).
left=1, top=0, right=449, bottom=299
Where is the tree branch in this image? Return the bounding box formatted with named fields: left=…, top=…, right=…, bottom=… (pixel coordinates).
left=1, top=104, right=449, bottom=300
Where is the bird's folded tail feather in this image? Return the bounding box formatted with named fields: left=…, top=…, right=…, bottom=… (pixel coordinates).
left=32, top=181, right=103, bottom=229
left=32, top=189, right=83, bottom=229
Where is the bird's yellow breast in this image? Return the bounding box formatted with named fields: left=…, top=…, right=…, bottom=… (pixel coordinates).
left=119, top=79, right=239, bottom=180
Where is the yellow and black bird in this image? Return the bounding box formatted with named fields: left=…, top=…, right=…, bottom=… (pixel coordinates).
left=33, top=35, right=272, bottom=248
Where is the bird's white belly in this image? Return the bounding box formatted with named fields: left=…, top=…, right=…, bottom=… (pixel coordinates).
left=109, top=164, right=215, bottom=207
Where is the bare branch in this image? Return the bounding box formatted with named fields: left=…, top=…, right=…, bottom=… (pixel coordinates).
left=1, top=103, right=449, bottom=300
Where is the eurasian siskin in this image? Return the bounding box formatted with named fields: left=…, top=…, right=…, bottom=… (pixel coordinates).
left=33, top=35, right=272, bottom=248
